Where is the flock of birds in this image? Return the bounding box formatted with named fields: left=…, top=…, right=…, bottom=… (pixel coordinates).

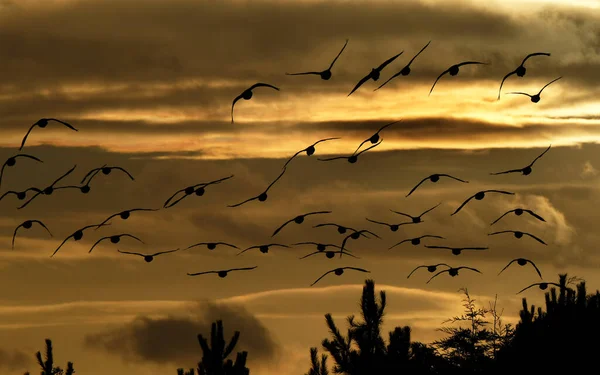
left=0, top=40, right=566, bottom=293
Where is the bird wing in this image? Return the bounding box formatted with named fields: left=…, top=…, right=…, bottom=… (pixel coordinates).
left=523, top=232, right=547, bottom=245
left=406, top=41, right=430, bottom=67
left=317, top=156, right=348, bottom=161
left=424, top=245, right=451, bottom=250
left=217, top=242, right=239, bottom=249
left=130, top=208, right=159, bottom=213
left=264, top=167, right=287, bottom=193
left=286, top=71, right=322, bottom=76
left=488, top=230, right=511, bottom=236
left=345, top=267, right=370, bottom=273
left=311, top=270, right=335, bottom=286
left=426, top=269, right=449, bottom=284
left=270, top=243, right=291, bottom=248
left=19, top=123, right=39, bottom=151
left=152, top=248, right=181, bottom=256
left=521, top=52, right=551, bottom=65
left=51, top=234, right=74, bottom=257
left=228, top=266, right=258, bottom=272
left=490, top=168, right=524, bottom=175
left=451, top=193, right=477, bottom=216
left=328, top=39, right=349, bottom=70
left=80, top=166, right=103, bottom=184
left=423, top=235, right=445, bottom=239
left=96, top=213, right=119, bottom=227
left=33, top=220, right=52, bottom=236
left=0, top=163, right=7, bottom=190
left=50, top=165, right=77, bottom=187
left=299, top=251, right=320, bottom=259
left=17, top=154, right=43, bottom=162
left=389, top=239, right=409, bottom=249
left=361, top=230, right=380, bottom=239
left=355, top=140, right=383, bottom=157
left=313, top=137, right=341, bottom=146
left=524, top=209, right=546, bottom=222
left=486, top=190, right=515, bottom=195
left=204, top=174, right=235, bottom=186
left=88, top=237, right=109, bottom=253
left=373, top=71, right=401, bottom=91
left=538, top=77, right=562, bottom=95
left=457, top=266, right=482, bottom=274
left=428, top=69, right=450, bottom=96
left=527, top=259, right=543, bottom=279
left=237, top=246, right=259, bottom=255
left=11, top=224, right=24, bottom=250
left=17, top=189, right=44, bottom=209
left=304, top=211, right=332, bottom=217
left=228, top=195, right=259, bottom=208
left=118, top=250, right=145, bottom=257
left=0, top=191, right=17, bottom=202
left=497, top=70, right=517, bottom=100
left=505, top=92, right=532, bottom=97
left=347, top=73, right=372, bottom=97
left=439, top=174, right=469, bottom=183
left=517, top=283, right=541, bottom=294
left=406, top=176, right=430, bottom=197
left=163, top=187, right=187, bottom=208
left=164, top=194, right=188, bottom=209
left=272, top=218, right=295, bottom=237
left=407, top=265, right=426, bottom=279
left=377, top=51, right=404, bottom=71
left=231, top=94, right=244, bottom=123
left=49, top=118, right=78, bottom=131
left=527, top=145, right=551, bottom=168
left=497, top=259, right=517, bottom=276
left=187, top=271, right=216, bottom=276
left=366, top=218, right=390, bottom=227
left=249, top=83, right=280, bottom=91
left=282, top=149, right=305, bottom=169
left=420, top=202, right=441, bottom=217
left=390, top=210, right=413, bottom=219
left=456, top=61, right=486, bottom=67
left=490, top=210, right=514, bottom=226
left=110, top=167, right=135, bottom=180
left=121, top=234, right=144, bottom=244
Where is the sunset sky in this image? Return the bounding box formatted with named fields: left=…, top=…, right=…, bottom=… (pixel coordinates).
left=1, top=0, right=600, bottom=374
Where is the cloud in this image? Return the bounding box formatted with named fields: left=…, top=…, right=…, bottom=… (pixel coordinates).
left=581, top=161, right=598, bottom=178
left=0, top=347, right=30, bottom=371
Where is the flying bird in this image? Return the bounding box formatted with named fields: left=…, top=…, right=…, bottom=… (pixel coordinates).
left=347, top=51, right=404, bottom=96
left=187, top=267, right=258, bottom=278
left=427, top=266, right=482, bottom=284
left=517, top=282, right=565, bottom=294
left=451, top=190, right=515, bottom=216
left=490, top=208, right=546, bottom=226
left=0, top=154, right=43, bottom=189
left=293, top=242, right=342, bottom=251
left=300, top=249, right=359, bottom=260
left=488, top=230, right=547, bottom=245
left=164, top=175, right=234, bottom=208
left=96, top=208, right=159, bottom=228
left=185, top=242, right=239, bottom=251
left=313, top=223, right=362, bottom=235
left=237, top=243, right=290, bottom=255
left=506, top=77, right=562, bottom=103
left=18, top=165, right=77, bottom=209
left=352, top=121, right=399, bottom=156
left=365, top=218, right=416, bottom=232
left=53, top=168, right=102, bottom=195
left=282, top=138, right=340, bottom=169
left=231, top=83, right=280, bottom=123
left=389, top=235, right=445, bottom=249
left=407, top=263, right=451, bottom=279
left=81, top=165, right=135, bottom=185
left=390, top=203, right=441, bottom=223
left=375, top=41, right=431, bottom=91
left=424, top=245, right=489, bottom=256
left=310, top=267, right=370, bottom=286
left=406, top=174, right=468, bottom=197
left=272, top=211, right=332, bottom=237
left=228, top=168, right=287, bottom=207
left=20, top=118, right=78, bottom=151
left=51, top=222, right=110, bottom=257
left=429, top=61, right=488, bottom=96
left=88, top=234, right=144, bottom=253
left=490, top=145, right=551, bottom=176
left=12, top=220, right=52, bottom=250
left=117, top=248, right=181, bottom=263
left=497, top=52, right=551, bottom=100
left=339, top=229, right=380, bottom=257
left=317, top=140, right=383, bottom=164
left=0, top=187, right=42, bottom=203
left=286, top=39, right=348, bottom=80
left=498, top=258, right=542, bottom=279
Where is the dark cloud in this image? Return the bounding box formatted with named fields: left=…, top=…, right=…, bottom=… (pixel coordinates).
left=0, top=347, right=30, bottom=371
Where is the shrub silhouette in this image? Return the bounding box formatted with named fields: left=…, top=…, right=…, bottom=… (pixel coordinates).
left=23, top=338, right=74, bottom=375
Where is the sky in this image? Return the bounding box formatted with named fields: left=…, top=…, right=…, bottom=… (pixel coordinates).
left=0, top=0, right=599, bottom=374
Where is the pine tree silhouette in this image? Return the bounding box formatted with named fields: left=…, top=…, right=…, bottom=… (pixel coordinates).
left=23, top=338, right=74, bottom=375
left=305, top=347, right=329, bottom=375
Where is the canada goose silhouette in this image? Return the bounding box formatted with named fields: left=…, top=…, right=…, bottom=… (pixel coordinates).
left=451, top=190, right=515, bottom=216
left=491, top=145, right=551, bottom=176
left=347, top=51, right=404, bottom=96
left=12, top=219, right=52, bottom=250
left=313, top=223, right=364, bottom=235
left=310, top=267, right=370, bottom=286
left=0, top=187, right=42, bottom=203
left=237, top=243, right=290, bottom=255
left=88, top=234, right=144, bottom=253
left=490, top=208, right=546, bottom=225
left=317, top=140, right=383, bottom=163
left=17, top=165, right=77, bottom=209
left=19, top=118, right=78, bottom=151
left=390, top=202, right=441, bottom=223
left=389, top=235, right=445, bottom=249
left=293, top=242, right=342, bottom=251
left=51, top=222, right=110, bottom=257
left=506, top=77, right=562, bottom=103
left=0, top=154, right=43, bottom=189
left=184, top=242, right=239, bottom=251
left=406, top=174, right=468, bottom=197
left=497, top=52, right=551, bottom=100
left=517, top=281, right=565, bottom=294
left=80, top=165, right=135, bottom=185
left=365, top=218, right=416, bottom=232
left=375, top=41, right=431, bottom=91
left=488, top=230, right=547, bottom=245
left=231, top=83, right=280, bottom=123
left=286, top=39, right=349, bottom=80
left=187, top=266, right=258, bottom=278
left=426, top=266, right=482, bottom=284
left=96, top=208, right=159, bottom=228
left=498, top=258, right=542, bottom=279
left=117, top=248, right=181, bottom=263
left=428, top=61, right=488, bottom=96
left=424, top=245, right=488, bottom=256
left=272, top=211, right=332, bottom=237
left=352, top=121, right=399, bottom=156
left=300, top=249, right=359, bottom=260
left=282, top=138, right=340, bottom=169
left=407, top=263, right=451, bottom=279
left=228, top=168, right=287, bottom=207
left=164, top=175, right=234, bottom=208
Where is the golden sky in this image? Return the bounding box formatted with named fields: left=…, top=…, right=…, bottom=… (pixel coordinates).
left=0, top=0, right=599, bottom=374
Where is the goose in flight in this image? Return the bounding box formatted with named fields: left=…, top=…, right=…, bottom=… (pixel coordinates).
left=352, top=121, right=399, bottom=156
left=237, top=243, right=290, bottom=255
left=0, top=188, right=42, bottom=203
left=12, top=219, right=52, bottom=250
left=490, top=208, right=546, bottom=226
left=88, top=234, right=144, bottom=253
left=185, top=242, right=239, bottom=251
left=424, top=245, right=488, bottom=256
left=347, top=51, right=404, bottom=96
left=310, top=267, right=370, bottom=286
left=491, top=145, right=551, bottom=176
left=488, top=230, right=547, bottom=245
left=429, top=61, right=488, bottom=96
left=231, top=83, right=280, bottom=123
left=407, top=263, right=451, bottom=279
left=406, top=174, right=468, bottom=197
left=19, top=118, right=78, bottom=151
left=18, top=165, right=77, bottom=209
left=118, top=248, right=181, bottom=263
left=0, top=154, right=43, bottom=189
left=286, top=39, right=348, bottom=80
left=96, top=208, right=159, bottom=228
left=497, top=52, right=551, bottom=100
left=517, top=281, right=566, bottom=294
left=427, top=266, right=482, bottom=283
left=390, top=203, right=441, bottom=223
left=228, top=168, right=287, bottom=207
left=498, top=258, right=542, bottom=279
left=389, top=235, right=445, bottom=249
left=375, top=41, right=431, bottom=91
left=164, top=175, right=234, bottom=208
left=272, top=211, right=332, bottom=237
left=318, top=140, right=383, bottom=164
left=451, top=190, right=515, bottom=216
left=365, top=218, right=416, bottom=232
left=283, top=138, right=341, bottom=169
left=51, top=222, right=110, bottom=257
left=81, top=165, right=135, bottom=185
left=506, top=77, right=562, bottom=103
left=187, top=266, right=258, bottom=278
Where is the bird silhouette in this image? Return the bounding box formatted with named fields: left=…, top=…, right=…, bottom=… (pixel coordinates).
left=365, top=218, right=416, bottom=232
left=313, top=223, right=363, bottom=235
left=339, top=229, right=380, bottom=258
left=427, top=266, right=482, bottom=283
left=282, top=138, right=340, bottom=169
left=51, top=222, right=110, bottom=257
left=497, top=52, right=551, bottom=100
left=88, top=234, right=144, bottom=253
left=490, top=208, right=546, bottom=225
left=0, top=187, right=42, bottom=203
left=185, top=242, right=239, bottom=251
left=375, top=41, right=431, bottom=91
left=272, top=211, right=332, bottom=237
left=300, top=249, right=359, bottom=260
left=406, top=174, right=468, bottom=197
left=187, top=266, right=258, bottom=278
left=390, top=203, right=441, bottom=223
left=96, top=208, right=159, bottom=228
left=490, top=145, right=551, bottom=176
left=53, top=168, right=101, bottom=195
left=231, top=83, right=280, bottom=123
left=451, top=190, right=515, bottom=216
left=12, top=220, right=52, bottom=250
left=428, top=61, right=488, bottom=96
left=18, top=165, right=77, bottom=209
left=517, top=282, right=564, bottom=294
left=286, top=39, right=349, bottom=80
left=19, top=118, right=78, bottom=151
left=389, top=235, right=445, bottom=249
left=237, top=243, right=290, bottom=255
left=80, top=165, right=135, bottom=185
left=506, top=77, right=562, bottom=103
left=424, top=245, right=489, bottom=256
left=117, top=248, right=181, bottom=263
left=293, top=242, right=342, bottom=251
left=347, top=51, right=404, bottom=96
left=310, top=267, right=370, bottom=286
left=228, top=168, right=287, bottom=207
left=488, top=230, right=547, bottom=245
left=498, top=258, right=542, bottom=279
left=352, top=121, right=399, bottom=156
left=0, top=154, right=43, bottom=189
left=407, top=263, right=451, bottom=279
left=317, top=140, right=383, bottom=163
left=164, top=175, right=234, bottom=208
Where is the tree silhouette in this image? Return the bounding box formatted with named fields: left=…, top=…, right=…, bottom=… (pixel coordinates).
left=23, top=338, right=75, bottom=375
left=305, top=347, right=329, bottom=375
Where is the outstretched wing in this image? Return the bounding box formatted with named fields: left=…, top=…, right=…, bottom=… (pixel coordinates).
left=406, top=41, right=430, bottom=67
left=228, top=195, right=259, bottom=208
left=524, top=209, right=546, bottom=222
left=406, top=176, right=430, bottom=197
left=328, top=39, right=349, bottom=70
left=377, top=51, right=404, bottom=72
left=227, top=266, right=258, bottom=272
left=88, top=237, right=109, bottom=253
left=152, top=248, right=181, bottom=256
left=271, top=218, right=294, bottom=237
left=231, top=94, right=244, bottom=123
left=407, top=265, right=426, bottom=279
left=527, top=145, right=551, bottom=168
left=521, top=52, right=551, bottom=66
left=110, top=167, right=135, bottom=180
left=497, top=70, right=517, bottom=100
left=347, top=73, right=372, bottom=97
left=49, top=118, right=78, bottom=131
left=19, top=123, right=39, bottom=151
left=440, top=174, right=469, bottom=183
left=33, top=220, right=53, bottom=236
left=426, top=269, right=449, bottom=284
left=537, top=76, right=562, bottom=95
left=428, top=68, right=450, bottom=96
left=11, top=223, right=24, bottom=250
left=497, top=259, right=517, bottom=276
left=80, top=167, right=102, bottom=184
left=420, top=203, right=441, bottom=217
left=523, top=232, right=547, bottom=245
left=517, top=283, right=542, bottom=294
left=526, top=259, right=543, bottom=279
left=51, top=234, right=74, bottom=257
left=249, top=83, right=280, bottom=91
left=490, top=210, right=514, bottom=226
left=505, top=92, right=532, bottom=97
left=286, top=71, right=321, bottom=76
left=187, top=271, right=217, bottom=276
left=490, top=168, right=524, bottom=175
left=451, top=193, right=477, bottom=216
left=310, top=270, right=335, bottom=287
